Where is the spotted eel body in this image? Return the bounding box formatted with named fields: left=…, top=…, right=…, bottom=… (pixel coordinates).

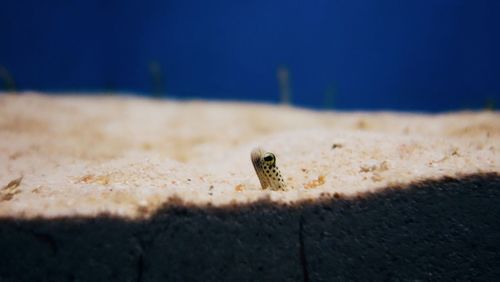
left=251, top=147, right=287, bottom=191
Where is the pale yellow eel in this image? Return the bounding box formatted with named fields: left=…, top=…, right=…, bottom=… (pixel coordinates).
left=251, top=147, right=287, bottom=191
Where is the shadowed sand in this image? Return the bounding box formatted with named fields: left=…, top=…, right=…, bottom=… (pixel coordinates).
left=0, top=93, right=499, bottom=281
left=1, top=174, right=499, bottom=281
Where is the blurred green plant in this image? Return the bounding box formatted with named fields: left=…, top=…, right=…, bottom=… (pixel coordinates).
left=277, top=65, right=291, bottom=105
left=149, top=61, right=165, bottom=97
left=0, top=65, right=16, bottom=91
left=484, top=97, right=496, bottom=111
left=103, top=80, right=117, bottom=95
left=324, top=83, right=336, bottom=109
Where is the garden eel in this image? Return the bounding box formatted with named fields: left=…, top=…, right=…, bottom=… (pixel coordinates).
left=251, top=147, right=287, bottom=191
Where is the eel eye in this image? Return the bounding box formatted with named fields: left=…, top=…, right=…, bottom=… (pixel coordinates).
left=263, top=153, right=275, bottom=162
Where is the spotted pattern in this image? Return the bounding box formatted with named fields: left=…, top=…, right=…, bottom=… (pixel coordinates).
left=251, top=147, right=287, bottom=191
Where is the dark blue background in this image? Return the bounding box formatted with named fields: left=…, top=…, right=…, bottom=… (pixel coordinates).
left=1, top=0, right=499, bottom=111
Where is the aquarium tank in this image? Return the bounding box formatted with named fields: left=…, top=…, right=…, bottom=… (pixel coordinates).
left=1, top=2, right=500, bottom=282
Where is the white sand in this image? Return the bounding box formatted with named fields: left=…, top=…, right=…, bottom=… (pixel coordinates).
left=1, top=92, right=499, bottom=218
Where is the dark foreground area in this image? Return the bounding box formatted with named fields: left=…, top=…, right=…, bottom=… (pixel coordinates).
left=1, top=173, right=499, bottom=281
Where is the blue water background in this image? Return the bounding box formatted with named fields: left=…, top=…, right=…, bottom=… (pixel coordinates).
left=1, top=1, right=499, bottom=111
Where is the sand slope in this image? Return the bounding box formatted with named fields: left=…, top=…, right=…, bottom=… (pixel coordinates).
left=0, top=92, right=498, bottom=218
left=0, top=93, right=499, bottom=281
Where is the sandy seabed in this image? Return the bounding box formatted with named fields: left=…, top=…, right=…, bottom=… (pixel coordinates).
left=1, top=92, right=498, bottom=218
left=0, top=93, right=499, bottom=281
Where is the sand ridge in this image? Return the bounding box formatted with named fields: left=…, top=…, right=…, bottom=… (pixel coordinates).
left=0, top=92, right=499, bottom=218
